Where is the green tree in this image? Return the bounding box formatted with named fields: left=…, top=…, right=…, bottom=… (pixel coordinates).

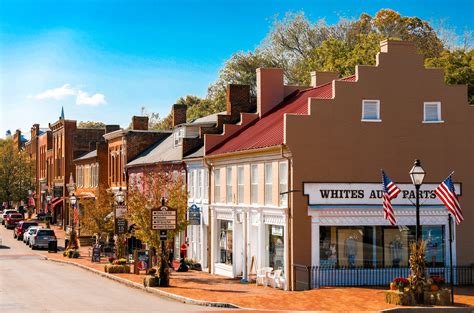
left=78, top=121, right=106, bottom=129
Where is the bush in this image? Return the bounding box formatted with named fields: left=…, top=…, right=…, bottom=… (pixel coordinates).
left=108, top=256, right=115, bottom=264
left=63, top=249, right=80, bottom=258
left=112, top=258, right=127, bottom=265
left=104, top=264, right=131, bottom=274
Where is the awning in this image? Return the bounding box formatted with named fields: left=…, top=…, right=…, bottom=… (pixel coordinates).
left=50, top=198, right=63, bottom=213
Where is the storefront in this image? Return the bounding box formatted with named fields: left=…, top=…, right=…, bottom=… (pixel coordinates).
left=304, top=182, right=458, bottom=287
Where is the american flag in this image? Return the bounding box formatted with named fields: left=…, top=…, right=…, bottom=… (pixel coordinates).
left=435, top=175, right=463, bottom=225
left=382, top=171, right=401, bottom=225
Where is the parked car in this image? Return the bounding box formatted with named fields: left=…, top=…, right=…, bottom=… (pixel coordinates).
left=14, top=221, right=39, bottom=240
left=5, top=213, right=23, bottom=229
left=24, top=226, right=42, bottom=245
left=30, top=229, right=56, bottom=250
left=1, top=210, right=17, bottom=225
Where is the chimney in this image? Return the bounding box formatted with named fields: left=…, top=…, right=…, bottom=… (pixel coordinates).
left=310, top=71, right=339, bottom=87
left=105, top=124, right=121, bottom=133
left=131, top=116, right=149, bottom=131
left=256, top=68, right=284, bottom=117
left=172, top=104, right=187, bottom=127
left=226, top=84, right=253, bottom=116
left=380, top=39, right=416, bottom=54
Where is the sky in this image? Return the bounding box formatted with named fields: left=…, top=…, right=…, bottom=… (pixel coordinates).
left=1, top=0, right=472, bottom=138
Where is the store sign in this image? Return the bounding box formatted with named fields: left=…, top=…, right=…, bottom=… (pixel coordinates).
left=115, top=218, right=128, bottom=235
left=188, top=204, right=201, bottom=226
left=150, top=206, right=177, bottom=230
left=304, top=183, right=461, bottom=206
left=115, top=205, right=127, bottom=218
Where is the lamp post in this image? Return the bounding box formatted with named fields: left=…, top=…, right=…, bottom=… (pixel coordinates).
left=409, top=159, right=426, bottom=243
left=114, top=187, right=126, bottom=259
left=70, top=193, right=77, bottom=249
left=46, top=194, right=52, bottom=227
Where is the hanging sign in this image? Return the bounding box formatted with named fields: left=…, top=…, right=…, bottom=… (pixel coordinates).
left=115, top=218, right=128, bottom=235
left=188, top=204, right=201, bottom=226
left=150, top=206, right=177, bottom=230
left=115, top=205, right=127, bottom=218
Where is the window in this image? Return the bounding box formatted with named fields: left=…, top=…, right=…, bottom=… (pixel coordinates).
left=266, top=225, right=284, bottom=270
left=214, top=169, right=221, bottom=203
left=251, top=165, right=258, bottom=204
left=188, top=171, right=194, bottom=198
left=226, top=167, right=233, bottom=203
left=424, top=102, right=442, bottom=122
left=237, top=166, right=244, bottom=204
left=218, top=220, right=233, bottom=265
left=174, top=127, right=185, bottom=146
left=361, top=100, right=381, bottom=121
left=197, top=170, right=202, bottom=199
left=265, top=163, right=273, bottom=205
left=204, top=169, right=209, bottom=201
left=279, top=162, right=288, bottom=206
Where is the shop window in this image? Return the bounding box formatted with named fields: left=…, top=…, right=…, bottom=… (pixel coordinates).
left=226, top=167, right=233, bottom=203
left=423, top=102, right=442, bottom=123
left=361, top=100, right=381, bottom=122
left=265, top=163, right=273, bottom=205
left=218, top=220, right=233, bottom=265
left=423, top=225, right=445, bottom=267
left=251, top=165, right=258, bottom=204
left=237, top=166, right=244, bottom=204
left=279, top=162, right=288, bottom=206
left=214, top=169, right=221, bottom=203
left=266, top=225, right=284, bottom=270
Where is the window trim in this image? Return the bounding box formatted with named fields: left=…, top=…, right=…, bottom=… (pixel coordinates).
left=361, top=99, right=381, bottom=122
left=423, top=101, right=444, bottom=123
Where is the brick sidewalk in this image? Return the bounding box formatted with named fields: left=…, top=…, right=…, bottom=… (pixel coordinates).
left=35, top=223, right=474, bottom=311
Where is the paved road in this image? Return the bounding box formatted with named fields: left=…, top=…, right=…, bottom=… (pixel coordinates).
left=0, top=224, right=220, bottom=313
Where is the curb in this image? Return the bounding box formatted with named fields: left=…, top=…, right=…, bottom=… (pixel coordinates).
left=41, top=255, right=244, bottom=309
left=382, top=308, right=474, bottom=313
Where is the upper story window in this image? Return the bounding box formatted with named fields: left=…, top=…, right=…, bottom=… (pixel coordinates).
left=361, top=100, right=381, bottom=122
left=226, top=167, right=233, bottom=203
left=174, top=127, right=185, bottom=146
left=197, top=170, right=202, bottom=199
left=279, top=161, right=288, bottom=206
left=424, top=102, right=443, bottom=123
left=189, top=170, right=194, bottom=198
left=237, top=166, right=244, bottom=204
left=251, top=165, right=258, bottom=204
left=265, top=163, right=273, bottom=206
left=214, top=168, right=221, bottom=203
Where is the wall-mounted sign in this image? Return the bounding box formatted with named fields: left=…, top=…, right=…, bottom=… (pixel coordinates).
left=150, top=206, right=177, bottom=230
left=115, top=205, right=127, bottom=218
left=188, top=204, right=201, bottom=226
left=304, top=183, right=461, bottom=206
left=115, top=218, right=128, bottom=235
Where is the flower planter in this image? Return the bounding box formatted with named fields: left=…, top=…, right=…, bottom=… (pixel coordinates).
left=384, top=290, right=415, bottom=306
left=104, top=264, right=131, bottom=274
left=143, top=275, right=160, bottom=287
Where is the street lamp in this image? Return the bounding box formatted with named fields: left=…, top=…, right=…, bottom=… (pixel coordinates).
left=409, top=159, right=426, bottom=243
left=70, top=193, right=77, bottom=248
left=115, top=187, right=125, bottom=205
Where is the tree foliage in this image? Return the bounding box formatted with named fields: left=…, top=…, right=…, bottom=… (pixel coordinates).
left=79, top=186, right=114, bottom=238
left=78, top=121, right=106, bottom=129
left=0, top=138, right=34, bottom=206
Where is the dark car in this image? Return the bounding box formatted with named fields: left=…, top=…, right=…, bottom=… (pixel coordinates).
left=5, top=213, right=23, bottom=229
left=14, top=221, right=39, bottom=240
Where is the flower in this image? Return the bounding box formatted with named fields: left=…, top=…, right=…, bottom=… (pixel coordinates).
left=431, top=276, right=445, bottom=285
left=393, top=277, right=409, bottom=288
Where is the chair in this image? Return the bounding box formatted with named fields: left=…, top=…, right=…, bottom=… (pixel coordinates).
left=256, top=267, right=273, bottom=286
left=266, top=269, right=282, bottom=288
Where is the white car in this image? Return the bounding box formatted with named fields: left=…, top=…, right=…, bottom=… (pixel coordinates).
left=24, top=226, right=43, bottom=244
left=1, top=210, right=17, bottom=225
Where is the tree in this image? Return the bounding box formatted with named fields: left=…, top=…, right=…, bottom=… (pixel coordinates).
left=0, top=138, right=34, bottom=207
left=127, top=166, right=188, bottom=284
left=79, top=186, right=114, bottom=240
left=78, top=121, right=106, bottom=129
left=139, top=106, right=173, bottom=130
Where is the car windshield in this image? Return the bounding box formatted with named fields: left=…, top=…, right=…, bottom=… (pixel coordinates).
left=37, top=230, right=55, bottom=236
left=23, top=223, right=38, bottom=228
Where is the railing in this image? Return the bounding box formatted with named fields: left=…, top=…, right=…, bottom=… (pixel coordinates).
left=293, top=265, right=474, bottom=290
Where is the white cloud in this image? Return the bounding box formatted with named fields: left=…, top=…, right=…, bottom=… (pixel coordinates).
left=32, top=84, right=106, bottom=106
left=35, top=84, right=76, bottom=100
left=76, top=90, right=107, bottom=106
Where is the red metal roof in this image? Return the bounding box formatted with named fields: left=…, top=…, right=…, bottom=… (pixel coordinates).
left=209, top=76, right=355, bottom=155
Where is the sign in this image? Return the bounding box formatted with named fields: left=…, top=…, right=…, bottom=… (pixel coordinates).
left=160, top=230, right=167, bottom=241
left=115, top=205, right=127, bottom=218
left=188, top=204, right=201, bottom=226
left=304, top=183, right=462, bottom=206
left=133, top=249, right=150, bottom=274
left=91, top=245, right=101, bottom=263
left=150, top=206, right=177, bottom=230
left=115, top=218, right=128, bottom=235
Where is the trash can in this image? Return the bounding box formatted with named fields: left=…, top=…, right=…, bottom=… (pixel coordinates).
left=48, top=240, right=57, bottom=253
left=64, top=239, right=69, bottom=250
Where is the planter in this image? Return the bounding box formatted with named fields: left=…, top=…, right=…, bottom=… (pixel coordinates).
left=143, top=275, right=160, bottom=287
left=385, top=290, right=416, bottom=306
left=104, top=264, right=131, bottom=274
left=423, top=289, right=451, bottom=306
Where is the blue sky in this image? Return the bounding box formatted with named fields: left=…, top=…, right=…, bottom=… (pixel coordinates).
left=1, top=0, right=472, bottom=138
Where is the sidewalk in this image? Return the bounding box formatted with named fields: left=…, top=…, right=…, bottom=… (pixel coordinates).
left=35, top=223, right=474, bottom=311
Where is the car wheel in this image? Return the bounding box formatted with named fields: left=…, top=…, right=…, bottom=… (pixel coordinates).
left=31, top=245, right=36, bottom=250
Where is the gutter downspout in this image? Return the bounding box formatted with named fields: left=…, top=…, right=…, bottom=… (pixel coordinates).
left=281, top=144, right=292, bottom=291
left=203, top=156, right=212, bottom=274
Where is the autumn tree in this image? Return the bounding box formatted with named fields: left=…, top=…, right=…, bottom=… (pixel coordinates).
left=79, top=186, right=114, bottom=241
left=78, top=121, right=106, bottom=129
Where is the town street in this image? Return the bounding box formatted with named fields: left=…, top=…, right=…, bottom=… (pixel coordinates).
left=0, top=225, right=219, bottom=313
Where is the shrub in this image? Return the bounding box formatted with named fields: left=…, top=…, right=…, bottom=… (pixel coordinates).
left=108, top=256, right=115, bottom=264
left=112, top=258, right=127, bottom=265
left=104, top=264, right=131, bottom=274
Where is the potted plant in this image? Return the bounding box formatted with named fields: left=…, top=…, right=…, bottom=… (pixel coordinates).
left=143, top=268, right=159, bottom=287
left=393, top=277, right=409, bottom=292
left=430, top=276, right=445, bottom=291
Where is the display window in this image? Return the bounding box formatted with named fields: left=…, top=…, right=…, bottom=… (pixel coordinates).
left=218, top=220, right=233, bottom=265
left=266, top=225, right=284, bottom=270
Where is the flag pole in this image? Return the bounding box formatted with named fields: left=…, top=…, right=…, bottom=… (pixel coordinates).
left=448, top=213, right=454, bottom=305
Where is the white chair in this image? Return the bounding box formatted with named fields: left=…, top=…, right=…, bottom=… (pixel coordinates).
left=256, top=267, right=273, bottom=286
left=266, top=269, right=282, bottom=288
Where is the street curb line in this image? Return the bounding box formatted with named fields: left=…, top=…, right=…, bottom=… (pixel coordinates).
left=42, top=256, right=245, bottom=309
left=382, top=308, right=474, bottom=313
